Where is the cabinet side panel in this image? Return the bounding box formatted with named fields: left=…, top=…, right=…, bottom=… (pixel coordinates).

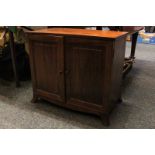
left=110, top=37, right=126, bottom=107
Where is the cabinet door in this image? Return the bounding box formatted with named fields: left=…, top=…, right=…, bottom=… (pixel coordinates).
left=65, top=37, right=112, bottom=112
left=29, top=35, right=65, bottom=103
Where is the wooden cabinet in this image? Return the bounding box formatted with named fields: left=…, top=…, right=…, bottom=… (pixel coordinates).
left=27, top=28, right=127, bottom=125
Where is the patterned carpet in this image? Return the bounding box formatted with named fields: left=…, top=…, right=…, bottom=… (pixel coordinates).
left=0, top=42, right=154, bottom=128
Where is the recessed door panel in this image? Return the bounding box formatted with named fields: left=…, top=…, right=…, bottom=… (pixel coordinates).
left=65, top=37, right=110, bottom=108
left=29, top=35, right=65, bottom=103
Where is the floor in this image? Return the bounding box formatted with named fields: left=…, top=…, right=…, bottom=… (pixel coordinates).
left=0, top=42, right=155, bottom=129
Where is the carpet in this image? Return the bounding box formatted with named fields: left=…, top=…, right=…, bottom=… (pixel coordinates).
left=0, top=42, right=155, bottom=128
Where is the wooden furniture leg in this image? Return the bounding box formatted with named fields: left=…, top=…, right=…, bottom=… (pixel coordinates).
left=9, top=31, right=20, bottom=87
left=123, top=32, right=139, bottom=77
left=117, top=97, right=123, bottom=104
left=130, top=32, right=139, bottom=59
left=31, top=95, right=39, bottom=103
left=100, top=114, right=110, bottom=126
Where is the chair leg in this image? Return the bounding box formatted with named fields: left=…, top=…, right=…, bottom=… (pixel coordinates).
left=118, top=97, right=123, bottom=104
left=130, top=32, right=139, bottom=59
left=9, top=31, right=20, bottom=87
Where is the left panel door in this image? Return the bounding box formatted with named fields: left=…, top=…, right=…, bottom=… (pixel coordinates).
left=29, top=34, right=65, bottom=104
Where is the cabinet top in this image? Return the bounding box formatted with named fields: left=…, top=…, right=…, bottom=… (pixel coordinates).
left=27, top=28, right=128, bottom=39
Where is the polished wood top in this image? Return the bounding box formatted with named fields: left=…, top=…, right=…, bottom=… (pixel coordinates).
left=27, top=28, right=128, bottom=39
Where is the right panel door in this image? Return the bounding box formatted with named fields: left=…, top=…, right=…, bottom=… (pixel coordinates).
left=65, top=37, right=112, bottom=112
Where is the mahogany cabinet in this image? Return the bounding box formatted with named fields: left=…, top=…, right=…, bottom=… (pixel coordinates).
left=27, top=28, right=128, bottom=125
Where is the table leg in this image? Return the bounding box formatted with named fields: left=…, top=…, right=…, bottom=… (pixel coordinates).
left=9, top=31, right=20, bottom=87
left=130, top=32, right=139, bottom=59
